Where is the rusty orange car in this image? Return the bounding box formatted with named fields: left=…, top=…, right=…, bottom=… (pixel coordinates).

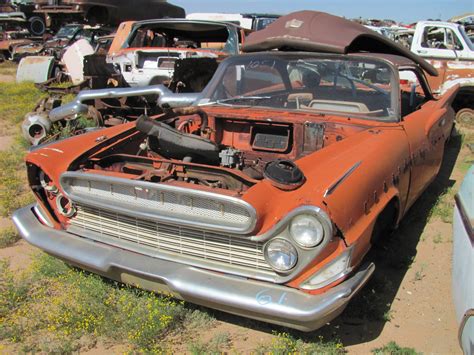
left=13, top=11, right=459, bottom=331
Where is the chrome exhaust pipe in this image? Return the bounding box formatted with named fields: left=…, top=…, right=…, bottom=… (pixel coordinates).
left=23, top=85, right=200, bottom=145
left=49, top=85, right=200, bottom=122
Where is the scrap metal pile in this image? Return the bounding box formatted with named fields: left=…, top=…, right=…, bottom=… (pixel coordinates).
left=3, top=2, right=472, bottom=146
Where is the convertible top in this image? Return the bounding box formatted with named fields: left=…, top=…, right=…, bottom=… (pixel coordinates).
left=243, top=11, right=438, bottom=76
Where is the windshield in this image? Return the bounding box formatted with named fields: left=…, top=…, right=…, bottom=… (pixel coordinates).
left=202, top=55, right=398, bottom=121
left=56, top=26, right=80, bottom=39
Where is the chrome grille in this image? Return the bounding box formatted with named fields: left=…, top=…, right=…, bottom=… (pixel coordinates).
left=60, top=172, right=256, bottom=234
left=68, top=204, right=274, bottom=277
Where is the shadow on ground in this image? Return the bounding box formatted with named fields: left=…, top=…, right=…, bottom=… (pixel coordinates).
left=203, top=133, right=462, bottom=346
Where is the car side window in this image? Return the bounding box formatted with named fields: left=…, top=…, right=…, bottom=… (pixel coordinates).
left=399, top=69, right=427, bottom=117
left=421, top=26, right=463, bottom=50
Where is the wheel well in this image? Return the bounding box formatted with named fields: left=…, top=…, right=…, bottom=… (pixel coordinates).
left=86, top=6, right=109, bottom=25
left=370, top=197, right=400, bottom=245
left=452, top=86, right=474, bottom=112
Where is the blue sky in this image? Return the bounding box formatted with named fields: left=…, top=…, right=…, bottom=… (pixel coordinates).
left=172, top=0, right=474, bottom=24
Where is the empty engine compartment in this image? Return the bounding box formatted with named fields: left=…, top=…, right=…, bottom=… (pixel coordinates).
left=76, top=109, right=370, bottom=193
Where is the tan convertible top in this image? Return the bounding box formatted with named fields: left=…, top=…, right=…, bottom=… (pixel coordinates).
left=243, top=11, right=438, bottom=76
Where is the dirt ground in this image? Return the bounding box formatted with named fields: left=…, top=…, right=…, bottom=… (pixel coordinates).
left=0, top=68, right=470, bottom=354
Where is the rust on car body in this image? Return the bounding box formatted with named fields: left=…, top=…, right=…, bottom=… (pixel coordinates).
left=13, top=11, right=459, bottom=332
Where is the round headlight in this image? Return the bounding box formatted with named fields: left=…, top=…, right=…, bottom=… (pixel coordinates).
left=289, top=214, right=324, bottom=248
left=264, top=239, right=298, bottom=272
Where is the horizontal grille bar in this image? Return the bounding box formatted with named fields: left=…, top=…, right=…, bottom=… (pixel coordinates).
left=60, top=172, right=257, bottom=234
left=69, top=205, right=274, bottom=276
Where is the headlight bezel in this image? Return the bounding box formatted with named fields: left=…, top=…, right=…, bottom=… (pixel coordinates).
left=260, top=206, right=334, bottom=276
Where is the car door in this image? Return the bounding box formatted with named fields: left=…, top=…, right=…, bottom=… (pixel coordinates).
left=400, top=69, right=458, bottom=209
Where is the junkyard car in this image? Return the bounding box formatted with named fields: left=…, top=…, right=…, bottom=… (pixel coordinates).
left=14, top=23, right=111, bottom=60
left=0, top=27, right=36, bottom=61
left=14, top=11, right=459, bottom=331
left=107, top=19, right=247, bottom=88
left=452, top=165, right=473, bottom=353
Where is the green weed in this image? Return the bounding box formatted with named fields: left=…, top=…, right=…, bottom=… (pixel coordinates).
left=0, top=227, right=20, bottom=248
left=0, top=82, right=44, bottom=125
left=188, top=331, right=231, bottom=354
left=0, top=253, right=201, bottom=353
left=372, top=341, right=421, bottom=355
left=256, top=332, right=345, bottom=355
left=429, top=187, right=455, bottom=224
left=0, top=145, right=34, bottom=217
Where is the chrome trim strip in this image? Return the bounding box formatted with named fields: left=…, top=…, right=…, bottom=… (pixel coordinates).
left=59, top=171, right=257, bottom=235
left=13, top=204, right=375, bottom=332
left=324, top=161, right=362, bottom=197
left=455, top=194, right=473, bottom=242
left=458, top=309, right=474, bottom=349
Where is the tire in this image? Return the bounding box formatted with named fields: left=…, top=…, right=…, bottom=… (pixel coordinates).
left=455, top=108, right=474, bottom=126
left=29, top=16, right=46, bottom=36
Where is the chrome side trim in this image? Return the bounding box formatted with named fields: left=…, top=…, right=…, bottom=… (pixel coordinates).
left=324, top=161, right=362, bottom=197
left=60, top=171, right=257, bottom=235
left=13, top=204, right=375, bottom=332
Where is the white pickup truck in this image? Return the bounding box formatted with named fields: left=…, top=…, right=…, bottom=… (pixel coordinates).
left=411, top=21, right=474, bottom=122
left=410, top=21, right=474, bottom=122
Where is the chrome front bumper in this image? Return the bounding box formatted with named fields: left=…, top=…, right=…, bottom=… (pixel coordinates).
left=13, top=204, right=375, bottom=331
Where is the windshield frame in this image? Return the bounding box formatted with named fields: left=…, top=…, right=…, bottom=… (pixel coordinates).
left=198, top=52, right=401, bottom=122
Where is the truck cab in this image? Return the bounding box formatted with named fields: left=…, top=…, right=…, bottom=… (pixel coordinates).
left=411, top=21, right=474, bottom=60
left=410, top=21, right=474, bottom=122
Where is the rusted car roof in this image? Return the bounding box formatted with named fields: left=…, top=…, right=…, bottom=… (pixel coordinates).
left=243, top=11, right=438, bottom=76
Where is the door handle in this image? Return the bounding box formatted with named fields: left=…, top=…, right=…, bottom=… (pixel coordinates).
left=417, top=50, right=427, bottom=54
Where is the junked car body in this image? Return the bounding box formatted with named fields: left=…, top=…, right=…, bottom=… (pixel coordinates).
left=0, top=26, right=37, bottom=60
left=186, top=13, right=279, bottom=31
left=13, top=11, right=458, bottom=331
left=452, top=165, right=473, bottom=353
left=107, top=19, right=246, bottom=88
left=14, top=23, right=111, bottom=60
left=32, top=0, right=185, bottom=33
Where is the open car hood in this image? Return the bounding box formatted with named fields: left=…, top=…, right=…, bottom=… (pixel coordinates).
left=243, top=11, right=438, bottom=76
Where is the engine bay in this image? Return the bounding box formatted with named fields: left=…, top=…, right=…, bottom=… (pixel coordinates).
left=76, top=108, right=369, bottom=194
